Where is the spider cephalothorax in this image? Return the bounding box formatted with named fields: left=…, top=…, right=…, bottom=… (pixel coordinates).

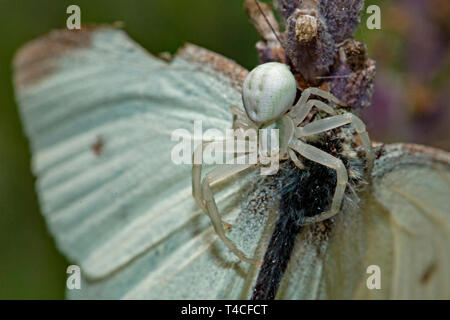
left=192, top=62, right=374, bottom=263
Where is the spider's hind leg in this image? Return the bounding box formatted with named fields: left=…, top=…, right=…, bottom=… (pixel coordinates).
left=302, top=88, right=346, bottom=106
left=289, top=87, right=346, bottom=126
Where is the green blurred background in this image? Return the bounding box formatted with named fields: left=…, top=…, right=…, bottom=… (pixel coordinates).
left=0, top=0, right=448, bottom=299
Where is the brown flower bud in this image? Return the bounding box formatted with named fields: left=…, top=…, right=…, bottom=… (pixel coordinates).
left=295, top=14, right=318, bottom=43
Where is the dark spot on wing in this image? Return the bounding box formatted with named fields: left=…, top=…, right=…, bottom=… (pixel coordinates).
left=375, top=144, right=386, bottom=159
left=420, top=262, right=438, bottom=285
left=13, top=25, right=111, bottom=89
left=91, top=136, right=104, bottom=156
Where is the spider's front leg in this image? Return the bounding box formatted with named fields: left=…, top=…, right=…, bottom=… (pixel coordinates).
left=289, top=139, right=348, bottom=224
left=192, top=141, right=256, bottom=264
left=289, top=112, right=374, bottom=224
left=295, top=113, right=374, bottom=172
left=199, top=162, right=256, bottom=263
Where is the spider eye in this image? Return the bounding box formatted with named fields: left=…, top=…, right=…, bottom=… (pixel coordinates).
left=242, top=62, right=297, bottom=125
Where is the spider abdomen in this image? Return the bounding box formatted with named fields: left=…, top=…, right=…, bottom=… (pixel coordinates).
left=242, top=62, right=297, bottom=125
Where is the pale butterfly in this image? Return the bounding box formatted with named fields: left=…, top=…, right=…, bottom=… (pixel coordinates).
left=13, top=26, right=450, bottom=299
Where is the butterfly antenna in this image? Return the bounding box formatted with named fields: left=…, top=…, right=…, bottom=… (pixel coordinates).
left=254, top=0, right=284, bottom=47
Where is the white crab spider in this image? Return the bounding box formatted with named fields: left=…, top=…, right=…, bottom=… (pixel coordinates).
left=192, top=62, right=374, bottom=263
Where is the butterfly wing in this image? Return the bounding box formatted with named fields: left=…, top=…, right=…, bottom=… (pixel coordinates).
left=354, top=143, right=450, bottom=299
left=274, top=188, right=367, bottom=299
left=13, top=27, right=267, bottom=299
left=16, top=28, right=450, bottom=300
left=275, top=143, right=450, bottom=299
